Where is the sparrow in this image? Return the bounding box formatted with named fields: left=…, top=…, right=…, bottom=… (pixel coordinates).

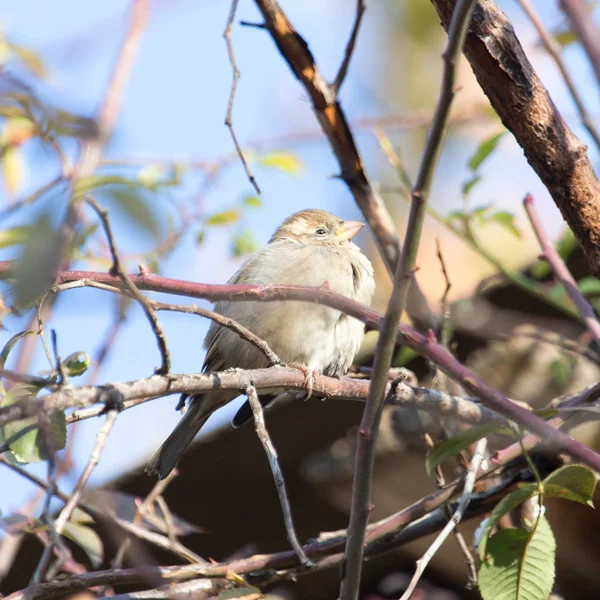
left=146, top=209, right=375, bottom=479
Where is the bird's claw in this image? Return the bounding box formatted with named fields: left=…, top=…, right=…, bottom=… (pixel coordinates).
left=290, top=363, right=319, bottom=399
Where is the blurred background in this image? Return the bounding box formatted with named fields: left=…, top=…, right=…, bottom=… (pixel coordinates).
left=1, top=1, right=600, bottom=597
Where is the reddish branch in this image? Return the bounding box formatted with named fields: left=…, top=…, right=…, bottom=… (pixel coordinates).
left=1, top=265, right=599, bottom=470
left=560, top=0, right=600, bottom=89
left=430, top=0, right=600, bottom=275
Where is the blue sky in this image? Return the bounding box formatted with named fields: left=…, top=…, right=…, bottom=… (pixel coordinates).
left=1, top=0, right=599, bottom=518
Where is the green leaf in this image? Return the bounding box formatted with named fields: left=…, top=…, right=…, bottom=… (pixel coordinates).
left=242, top=194, right=261, bottom=208
left=478, top=516, right=556, bottom=600
left=205, top=210, right=240, bottom=226
left=426, top=424, right=513, bottom=475
left=468, top=132, right=505, bottom=171
left=231, top=230, right=258, bottom=257
left=105, top=188, right=161, bottom=236
left=63, top=522, right=103, bottom=568
left=552, top=28, right=577, bottom=47
left=477, top=485, right=538, bottom=560
left=543, top=464, right=597, bottom=507
left=1, top=383, right=66, bottom=463
left=12, top=213, right=62, bottom=309
left=0, top=330, right=36, bottom=372
left=486, top=211, right=522, bottom=239
left=462, top=175, right=481, bottom=197
left=0, top=226, right=31, bottom=249
left=578, top=276, right=600, bottom=297
left=259, top=151, right=302, bottom=175
left=62, top=351, right=90, bottom=377
left=72, top=174, right=133, bottom=199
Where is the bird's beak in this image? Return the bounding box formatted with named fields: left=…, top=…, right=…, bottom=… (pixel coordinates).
left=336, top=221, right=364, bottom=241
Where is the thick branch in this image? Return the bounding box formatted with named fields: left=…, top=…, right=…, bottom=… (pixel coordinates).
left=430, top=0, right=600, bottom=275
left=1, top=266, right=598, bottom=470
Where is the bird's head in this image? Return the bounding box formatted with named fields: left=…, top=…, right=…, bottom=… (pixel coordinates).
left=270, top=209, right=364, bottom=247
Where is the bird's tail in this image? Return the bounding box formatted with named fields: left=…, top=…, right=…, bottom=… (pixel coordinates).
left=146, top=396, right=209, bottom=480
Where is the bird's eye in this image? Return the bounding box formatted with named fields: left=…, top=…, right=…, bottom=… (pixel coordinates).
left=316, top=228, right=327, bottom=235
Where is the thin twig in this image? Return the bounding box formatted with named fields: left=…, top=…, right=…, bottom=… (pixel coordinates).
left=11, top=466, right=531, bottom=600
left=524, top=193, right=600, bottom=351
left=224, top=0, right=261, bottom=194
left=251, top=0, right=434, bottom=329
left=0, top=455, right=204, bottom=564
left=332, top=0, right=365, bottom=94
left=399, top=438, right=488, bottom=600
left=560, top=0, right=600, bottom=90
left=150, top=300, right=283, bottom=367
left=112, top=469, right=181, bottom=568
left=33, top=408, right=120, bottom=581
left=339, top=2, right=477, bottom=598
left=85, top=196, right=171, bottom=374
left=517, top=0, right=600, bottom=151
left=245, top=385, right=312, bottom=567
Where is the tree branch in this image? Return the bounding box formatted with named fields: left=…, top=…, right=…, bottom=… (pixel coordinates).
left=1, top=266, right=598, bottom=470
left=85, top=197, right=171, bottom=374
left=430, top=0, right=600, bottom=275
left=516, top=0, right=600, bottom=151
left=246, top=385, right=311, bottom=566
left=251, top=0, right=434, bottom=329
left=340, top=2, right=477, bottom=596
left=11, top=470, right=525, bottom=600
left=223, top=0, right=261, bottom=194
left=524, top=193, right=600, bottom=351
left=560, top=0, right=600, bottom=90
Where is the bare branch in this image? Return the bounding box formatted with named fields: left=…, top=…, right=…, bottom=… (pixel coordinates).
left=516, top=0, right=600, bottom=151
left=112, top=469, right=187, bottom=569
left=85, top=197, right=171, bottom=374
left=1, top=266, right=598, bottom=470
left=430, top=0, right=600, bottom=276
left=332, top=0, right=365, bottom=94
left=251, top=0, right=434, bottom=329
left=77, top=0, right=150, bottom=175
left=524, top=193, right=600, bottom=351
left=560, top=0, right=600, bottom=90
left=36, top=408, right=120, bottom=581
left=223, top=0, right=261, bottom=194
left=12, top=469, right=524, bottom=600
left=0, top=455, right=205, bottom=565
left=399, top=438, right=488, bottom=600
left=340, top=2, right=477, bottom=597
left=246, top=385, right=311, bottom=566
left=150, top=300, right=283, bottom=367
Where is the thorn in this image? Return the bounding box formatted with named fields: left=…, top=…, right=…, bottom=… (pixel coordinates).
left=427, top=329, right=437, bottom=343
left=523, top=193, right=534, bottom=206
left=322, top=280, right=330, bottom=288
left=138, top=263, right=150, bottom=276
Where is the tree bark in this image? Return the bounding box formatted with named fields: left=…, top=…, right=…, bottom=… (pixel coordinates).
left=431, top=0, right=600, bottom=274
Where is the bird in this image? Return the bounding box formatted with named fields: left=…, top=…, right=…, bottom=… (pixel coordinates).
left=146, top=208, right=375, bottom=479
